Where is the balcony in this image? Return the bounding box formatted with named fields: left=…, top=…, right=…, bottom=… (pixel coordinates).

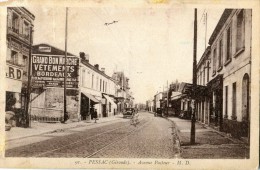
left=7, top=27, right=30, bottom=44
left=6, top=60, right=23, bottom=68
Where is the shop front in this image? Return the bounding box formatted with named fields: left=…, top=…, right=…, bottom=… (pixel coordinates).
left=80, top=91, right=100, bottom=120
left=6, top=63, right=25, bottom=126
left=207, top=74, right=223, bottom=131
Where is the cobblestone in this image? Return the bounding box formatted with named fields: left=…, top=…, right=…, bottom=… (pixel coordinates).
left=5, top=112, right=180, bottom=158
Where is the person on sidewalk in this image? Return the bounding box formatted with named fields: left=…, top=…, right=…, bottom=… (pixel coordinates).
left=93, top=109, right=98, bottom=123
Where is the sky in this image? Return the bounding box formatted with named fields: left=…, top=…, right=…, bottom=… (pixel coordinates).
left=27, top=4, right=224, bottom=103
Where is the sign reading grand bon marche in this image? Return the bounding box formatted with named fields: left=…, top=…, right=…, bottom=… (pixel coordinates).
left=32, top=55, right=79, bottom=88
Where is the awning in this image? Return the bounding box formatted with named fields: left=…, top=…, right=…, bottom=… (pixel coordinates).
left=178, top=82, right=208, bottom=97
left=171, top=92, right=183, bottom=101
left=81, top=92, right=100, bottom=104
left=103, top=94, right=117, bottom=107
left=207, top=74, right=223, bottom=91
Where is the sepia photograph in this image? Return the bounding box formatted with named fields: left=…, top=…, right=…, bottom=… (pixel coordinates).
left=0, top=0, right=259, bottom=169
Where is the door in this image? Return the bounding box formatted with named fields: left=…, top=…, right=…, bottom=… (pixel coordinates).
left=242, top=74, right=250, bottom=138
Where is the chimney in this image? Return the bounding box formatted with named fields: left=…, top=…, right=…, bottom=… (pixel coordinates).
left=80, top=52, right=89, bottom=62
left=94, top=64, right=99, bottom=70
left=101, top=67, right=105, bottom=73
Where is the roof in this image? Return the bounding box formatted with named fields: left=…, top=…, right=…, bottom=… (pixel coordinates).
left=208, top=9, right=233, bottom=45
left=32, top=43, right=75, bottom=56
left=81, top=60, right=111, bottom=79
left=22, top=7, right=35, bottom=19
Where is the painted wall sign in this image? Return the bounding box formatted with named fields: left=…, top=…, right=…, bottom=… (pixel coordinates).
left=31, top=55, right=79, bottom=88
left=39, top=46, right=51, bottom=52
left=6, top=64, right=23, bottom=80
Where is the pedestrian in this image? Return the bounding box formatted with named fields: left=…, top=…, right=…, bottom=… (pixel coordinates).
left=94, top=109, right=98, bottom=123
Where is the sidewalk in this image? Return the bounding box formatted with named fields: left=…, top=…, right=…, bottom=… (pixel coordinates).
left=6, top=114, right=123, bottom=142
left=167, top=117, right=250, bottom=159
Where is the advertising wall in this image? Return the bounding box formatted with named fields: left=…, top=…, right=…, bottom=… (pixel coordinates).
left=31, top=55, right=79, bottom=88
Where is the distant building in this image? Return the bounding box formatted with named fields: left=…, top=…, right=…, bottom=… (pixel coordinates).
left=112, top=72, right=131, bottom=111
left=5, top=7, right=35, bottom=125
left=154, top=92, right=163, bottom=111
left=146, top=99, right=154, bottom=112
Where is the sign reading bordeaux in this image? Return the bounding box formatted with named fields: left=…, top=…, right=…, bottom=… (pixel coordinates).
left=32, top=55, right=79, bottom=88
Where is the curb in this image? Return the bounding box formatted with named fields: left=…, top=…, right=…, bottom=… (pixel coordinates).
left=6, top=117, right=122, bottom=142
left=165, top=117, right=183, bottom=158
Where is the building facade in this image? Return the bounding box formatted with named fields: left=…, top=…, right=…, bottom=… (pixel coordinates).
left=5, top=7, right=35, bottom=126
left=146, top=99, right=154, bottom=112
left=79, top=55, right=117, bottom=120
left=112, top=72, right=131, bottom=112
left=30, top=44, right=79, bottom=121
left=197, top=9, right=252, bottom=139
left=154, top=92, right=162, bottom=111
left=196, top=47, right=211, bottom=125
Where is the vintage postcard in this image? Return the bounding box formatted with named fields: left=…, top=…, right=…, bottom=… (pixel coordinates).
left=0, top=0, right=259, bottom=169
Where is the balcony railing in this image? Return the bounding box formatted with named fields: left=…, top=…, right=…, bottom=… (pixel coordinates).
left=6, top=60, right=23, bottom=67
left=7, top=27, right=30, bottom=43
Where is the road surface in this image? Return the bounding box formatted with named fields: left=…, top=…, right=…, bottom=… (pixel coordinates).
left=5, top=112, right=180, bottom=158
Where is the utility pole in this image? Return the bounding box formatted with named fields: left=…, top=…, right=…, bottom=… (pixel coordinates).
left=25, top=26, right=33, bottom=128
left=63, top=7, right=68, bottom=123
left=191, top=8, right=197, bottom=145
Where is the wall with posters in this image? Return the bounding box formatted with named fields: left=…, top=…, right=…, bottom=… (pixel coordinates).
left=30, top=44, right=80, bottom=121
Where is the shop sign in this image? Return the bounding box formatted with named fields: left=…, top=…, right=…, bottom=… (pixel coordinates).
left=6, top=64, right=23, bottom=80
left=31, top=55, right=79, bottom=88
left=39, top=46, right=51, bottom=52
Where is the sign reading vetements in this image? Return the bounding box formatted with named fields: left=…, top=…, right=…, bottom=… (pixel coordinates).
left=31, top=55, right=79, bottom=88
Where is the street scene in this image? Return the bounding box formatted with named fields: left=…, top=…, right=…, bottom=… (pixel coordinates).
left=4, top=4, right=252, bottom=161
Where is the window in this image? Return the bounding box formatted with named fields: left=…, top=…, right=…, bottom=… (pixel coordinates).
left=11, top=50, right=18, bottom=64
left=218, top=39, right=223, bottom=69
left=100, top=79, right=102, bottom=91
left=232, top=82, right=237, bottom=119
left=82, top=69, right=85, bottom=86
left=225, top=86, right=228, bottom=118
left=212, top=48, right=216, bottom=75
left=226, top=27, right=232, bottom=62
left=96, top=77, right=98, bottom=90
left=103, top=80, right=105, bottom=92
left=91, top=74, right=94, bottom=88
left=200, top=71, right=202, bottom=85
left=12, top=12, right=19, bottom=33
left=203, top=68, right=205, bottom=85
left=207, top=61, right=210, bottom=83
left=22, top=55, right=28, bottom=71
left=23, top=21, right=30, bottom=40
left=236, top=10, right=245, bottom=52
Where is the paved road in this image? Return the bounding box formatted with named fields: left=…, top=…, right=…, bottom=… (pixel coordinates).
left=5, top=112, right=180, bottom=158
